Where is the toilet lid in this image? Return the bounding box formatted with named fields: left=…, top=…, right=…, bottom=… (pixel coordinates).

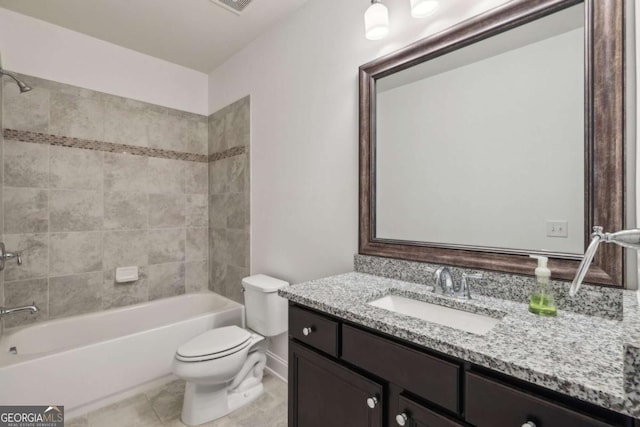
left=177, top=326, right=251, bottom=360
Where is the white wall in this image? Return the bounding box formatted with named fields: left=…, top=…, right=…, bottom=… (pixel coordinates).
left=0, top=8, right=208, bottom=115
left=209, top=0, right=512, bottom=284
left=376, top=28, right=584, bottom=254
left=207, top=0, right=512, bottom=363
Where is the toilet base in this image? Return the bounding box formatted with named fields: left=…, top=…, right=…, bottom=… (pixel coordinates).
left=180, top=381, right=264, bottom=426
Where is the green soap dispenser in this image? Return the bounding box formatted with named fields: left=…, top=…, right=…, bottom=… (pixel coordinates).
left=528, top=255, right=557, bottom=317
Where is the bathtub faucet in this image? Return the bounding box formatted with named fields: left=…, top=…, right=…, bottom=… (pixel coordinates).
left=0, top=303, right=39, bottom=317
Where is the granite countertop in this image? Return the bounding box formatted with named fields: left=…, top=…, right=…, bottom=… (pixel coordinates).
left=279, top=272, right=640, bottom=419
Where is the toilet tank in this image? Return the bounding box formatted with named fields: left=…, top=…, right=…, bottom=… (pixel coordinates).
left=242, top=274, right=289, bottom=337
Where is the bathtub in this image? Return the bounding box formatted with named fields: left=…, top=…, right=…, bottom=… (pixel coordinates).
left=0, top=292, right=244, bottom=416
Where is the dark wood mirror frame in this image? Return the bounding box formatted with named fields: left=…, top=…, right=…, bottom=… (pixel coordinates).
left=359, top=0, right=625, bottom=286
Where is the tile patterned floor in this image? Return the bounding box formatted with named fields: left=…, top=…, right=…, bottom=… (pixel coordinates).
left=66, top=373, right=287, bottom=427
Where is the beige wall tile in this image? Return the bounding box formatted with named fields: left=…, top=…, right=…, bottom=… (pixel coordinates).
left=226, top=193, right=246, bottom=230
left=3, top=278, right=48, bottom=328
left=209, top=260, right=226, bottom=294
left=1, top=74, right=215, bottom=326
left=208, top=194, right=228, bottom=229
left=50, top=146, right=103, bottom=190
left=103, top=268, right=148, bottom=309
left=103, top=97, right=152, bottom=147
left=149, top=194, right=185, bottom=228
left=148, top=111, right=189, bottom=153
left=148, top=262, right=185, bottom=300
left=104, top=192, right=148, bottom=230
left=49, top=272, right=103, bottom=319
left=50, top=232, right=103, bottom=276
left=50, top=92, right=105, bottom=140
left=227, top=229, right=248, bottom=268
left=224, top=96, right=250, bottom=148
left=186, top=261, right=209, bottom=293
left=4, top=187, right=48, bottom=233
left=2, top=233, right=49, bottom=282
left=208, top=159, right=228, bottom=194
left=148, top=228, right=185, bottom=264
left=186, top=227, right=208, bottom=262
left=4, top=140, right=49, bottom=188
left=208, top=112, right=226, bottom=153
left=227, top=154, right=248, bottom=193
left=185, top=161, right=208, bottom=194
left=104, top=153, right=148, bottom=193
left=186, top=117, right=208, bottom=155
left=186, top=194, right=208, bottom=227
left=50, top=189, right=103, bottom=232
left=2, top=81, right=49, bottom=132
left=209, top=227, right=229, bottom=265
left=103, top=230, right=148, bottom=271
left=224, top=264, right=248, bottom=304
left=147, top=158, right=185, bottom=194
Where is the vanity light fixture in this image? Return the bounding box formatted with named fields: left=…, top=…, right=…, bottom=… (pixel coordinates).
left=365, top=0, right=390, bottom=40
left=410, top=0, right=439, bottom=18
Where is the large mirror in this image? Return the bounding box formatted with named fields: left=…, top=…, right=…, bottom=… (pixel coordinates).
left=359, top=0, right=624, bottom=285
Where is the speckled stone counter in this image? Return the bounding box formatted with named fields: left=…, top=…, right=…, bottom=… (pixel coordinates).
left=279, top=272, right=640, bottom=418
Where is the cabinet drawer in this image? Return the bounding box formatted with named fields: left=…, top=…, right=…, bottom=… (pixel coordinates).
left=289, top=305, right=339, bottom=356
left=465, top=372, right=616, bottom=427
left=341, top=325, right=461, bottom=413
left=394, top=395, right=464, bottom=427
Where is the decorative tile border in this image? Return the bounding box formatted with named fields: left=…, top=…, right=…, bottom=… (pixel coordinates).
left=3, top=129, right=244, bottom=163
left=209, top=145, right=246, bottom=162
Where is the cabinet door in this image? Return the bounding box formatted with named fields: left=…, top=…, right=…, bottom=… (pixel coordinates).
left=289, top=340, right=384, bottom=427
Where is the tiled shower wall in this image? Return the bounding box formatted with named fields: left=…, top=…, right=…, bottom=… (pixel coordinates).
left=0, top=74, right=210, bottom=328
left=208, top=97, right=250, bottom=303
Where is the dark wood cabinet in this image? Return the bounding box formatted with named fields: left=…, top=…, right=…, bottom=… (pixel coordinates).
left=342, top=324, right=461, bottom=414
left=288, top=304, right=635, bottom=427
left=394, top=394, right=465, bottom=427
left=465, top=372, right=616, bottom=427
left=289, top=340, right=384, bottom=427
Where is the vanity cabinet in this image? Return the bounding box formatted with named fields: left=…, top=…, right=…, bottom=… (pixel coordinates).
left=288, top=303, right=635, bottom=427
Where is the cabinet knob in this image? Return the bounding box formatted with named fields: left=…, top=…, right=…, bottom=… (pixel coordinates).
left=302, top=327, right=314, bottom=336
left=366, top=397, right=378, bottom=409
left=522, top=422, right=536, bottom=427
left=396, top=413, right=408, bottom=426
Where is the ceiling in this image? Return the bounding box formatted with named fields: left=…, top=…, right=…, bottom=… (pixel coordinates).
left=0, top=0, right=308, bottom=73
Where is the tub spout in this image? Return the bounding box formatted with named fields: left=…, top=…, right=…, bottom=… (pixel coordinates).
left=0, top=303, right=39, bottom=317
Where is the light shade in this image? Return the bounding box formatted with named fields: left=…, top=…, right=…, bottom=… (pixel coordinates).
left=365, top=1, right=389, bottom=40
left=410, top=0, right=439, bottom=18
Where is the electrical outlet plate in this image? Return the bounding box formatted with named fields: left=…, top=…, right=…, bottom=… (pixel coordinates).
left=546, top=220, right=569, bottom=238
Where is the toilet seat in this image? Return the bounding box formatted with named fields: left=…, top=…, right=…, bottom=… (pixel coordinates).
left=176, top=326, right=252, bottom=363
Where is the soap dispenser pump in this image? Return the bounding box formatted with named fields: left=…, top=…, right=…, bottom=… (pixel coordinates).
left=528, top=255, right=557, bottom=317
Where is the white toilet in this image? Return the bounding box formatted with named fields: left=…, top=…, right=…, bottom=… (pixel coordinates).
left=172, top=274, right=289, bottom=426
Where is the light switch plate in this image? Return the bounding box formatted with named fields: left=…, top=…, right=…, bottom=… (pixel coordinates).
left=547, top=220, right=569, bottom=238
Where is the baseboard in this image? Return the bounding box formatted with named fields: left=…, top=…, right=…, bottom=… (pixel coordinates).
left=265, top=350, right=288, bottom=382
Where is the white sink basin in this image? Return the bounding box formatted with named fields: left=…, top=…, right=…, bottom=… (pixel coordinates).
left=368, top=295, right=500, bottom=336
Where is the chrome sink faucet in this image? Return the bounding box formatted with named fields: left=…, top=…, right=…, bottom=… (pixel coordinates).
left=434, top=267, right=483, bottom=301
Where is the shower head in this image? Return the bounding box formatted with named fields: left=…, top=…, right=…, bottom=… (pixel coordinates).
left=0, top=68, right=32, bottom=93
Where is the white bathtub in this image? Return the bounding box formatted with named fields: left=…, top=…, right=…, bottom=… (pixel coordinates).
left=0, top=292, right=244, bottom=416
